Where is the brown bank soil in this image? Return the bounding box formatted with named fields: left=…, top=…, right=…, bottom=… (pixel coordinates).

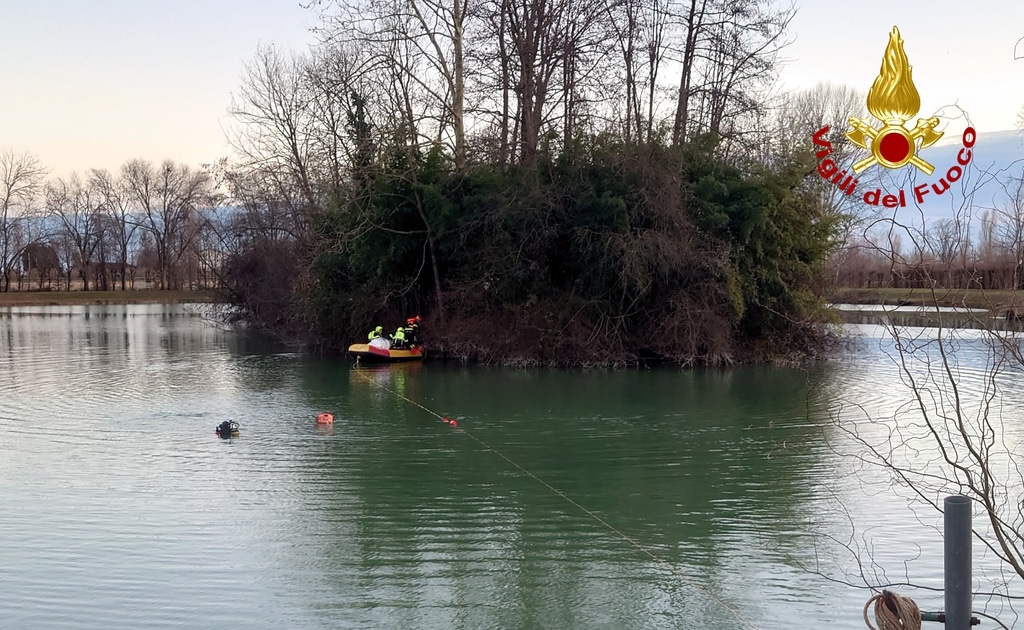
left=0, top=289, right=219, bottom=306
left=831, top=287, right=1024, bottom=312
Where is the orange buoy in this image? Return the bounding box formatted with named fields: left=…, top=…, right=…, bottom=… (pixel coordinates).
left=316, top=412, right=334, bottom=425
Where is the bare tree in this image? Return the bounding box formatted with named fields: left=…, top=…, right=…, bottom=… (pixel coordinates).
left=93, top=213, right=115, bottom=291
left=607, top=0, right=671, bottom=144
left=316, top=0, right=469, bottom=167
left=229, top=45, right=320, bottom=211
left=640, top=0, right=669, bottom=143
left=500, top=0, right=607, bottom=163
left=122, top=159, right=214, bottom=290
left=90, top=169, right=141, bottom=290
left=463, top=0, right=515, bottom=164
left=926, top=218, right=965, bottom=265
left=771, top=82, right=867, bottom=244
left=671, top=0, right=793, bottom=147
left=607, top=0, right=643, bottom=143
left=216, top=161, right=310, bottom=245
left=978, top=209, right=999, bottom=265
left=303, top=43, right=377, bottom=192
left=993, top=173, right=1024, bottom=288
left=671, top=0, right=706, bottom=145
left=0, top=151, right=47, bottom=291
left=46, top=174, right=104, bottom=291
left=773, top=82, right=864, bottom=160
left=52, top=231, right=76, bottom=290
left=555, top=0, right=611, bottom=156
left=403, top=0, right=469, bottom=168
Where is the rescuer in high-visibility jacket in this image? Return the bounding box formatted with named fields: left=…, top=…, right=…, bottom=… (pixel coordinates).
left=367, top=325, right=384, bottom=341
left=391, top=326, right=407, bottom=349
left=403, top=315, right=422, bottom=347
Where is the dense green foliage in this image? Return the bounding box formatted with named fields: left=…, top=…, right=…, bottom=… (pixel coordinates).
left=295, top=138, right=837, bottom=365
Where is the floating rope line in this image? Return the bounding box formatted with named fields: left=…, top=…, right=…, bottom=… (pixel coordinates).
left=352, top=366, right=760, bottom=630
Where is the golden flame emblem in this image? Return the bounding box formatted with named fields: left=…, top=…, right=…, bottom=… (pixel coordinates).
left=846, top=27, right=943, bottom=174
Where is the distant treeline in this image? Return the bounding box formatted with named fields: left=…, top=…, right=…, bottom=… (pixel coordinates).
left=835, top=253, right=1024, bottom=293
left=834, top=197, right=1024, bottom=293
left=0, top=156, right=224, bottom=293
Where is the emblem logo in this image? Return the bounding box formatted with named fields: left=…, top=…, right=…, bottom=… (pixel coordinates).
left=845, top=26, right=943, bottom=175
left=810, top=26, right=976, bottom=208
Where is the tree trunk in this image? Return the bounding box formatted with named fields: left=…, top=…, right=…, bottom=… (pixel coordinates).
left=452, top=0, right=466, bottom=170
left=426, top=230, right=446, bottom=329
left=563, top=41, right=574, bottom=155
left=498, top=2, right=511, bottom=166
left=672, top=0, right=705, bottom=146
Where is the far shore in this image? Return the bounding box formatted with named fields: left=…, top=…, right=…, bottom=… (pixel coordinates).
left=831, top=287, right=1023, bottom=312
left=0, top=289, right=220, bottom=306
left=1, top=286, right=1019, bottom=312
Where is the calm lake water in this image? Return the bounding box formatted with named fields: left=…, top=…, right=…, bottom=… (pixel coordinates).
left=1, top=304, right=1019, bottom=628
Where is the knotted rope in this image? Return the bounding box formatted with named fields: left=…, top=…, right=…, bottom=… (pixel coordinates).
left=864, top=591, right=921, bottom=630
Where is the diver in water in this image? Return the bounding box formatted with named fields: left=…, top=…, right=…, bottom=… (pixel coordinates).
left=216, top=420, right=239, bottom=438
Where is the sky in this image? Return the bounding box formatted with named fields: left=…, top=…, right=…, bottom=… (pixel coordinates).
left=0, top=0, right=319, bottom=178
left=782, top=0, right=1024, bottom=140
left=0, top=0, right=1022, bottom=179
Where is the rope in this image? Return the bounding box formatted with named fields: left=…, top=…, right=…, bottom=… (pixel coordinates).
left=351, top=365, right=760, bottom=630
left=864, top=591, right=921, bottom=630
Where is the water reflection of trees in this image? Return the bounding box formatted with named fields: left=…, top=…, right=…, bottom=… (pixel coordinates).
left=1, top=304, right=241, bottom=397
left=287, top=364, right=842, bottom=627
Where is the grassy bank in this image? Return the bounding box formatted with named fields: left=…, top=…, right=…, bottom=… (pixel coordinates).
left=832, top=287, right=1024, bottom=311
left=0, top=289, right=219, bottom=306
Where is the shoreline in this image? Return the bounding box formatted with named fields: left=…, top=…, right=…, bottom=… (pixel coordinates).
left=830, top=287, right=1022, bottom=312
left=2, top=287, right=1015, bottom=311
left=0, top=289, right=219, bottom=306
left=1, top=287, right=1016, bottom=312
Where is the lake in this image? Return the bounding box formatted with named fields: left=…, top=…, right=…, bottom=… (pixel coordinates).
left=0, top=303, right=1018, bottom=628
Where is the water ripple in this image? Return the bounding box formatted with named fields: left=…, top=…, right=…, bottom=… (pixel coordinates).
left=5, top=305, right=1021, bottom=628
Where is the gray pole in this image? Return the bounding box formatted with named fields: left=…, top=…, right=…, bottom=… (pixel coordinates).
left=944, top=495, right=972, bottom=630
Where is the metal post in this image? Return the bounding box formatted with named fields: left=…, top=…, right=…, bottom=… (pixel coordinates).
left=944, top=495, right=972, bottom=630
